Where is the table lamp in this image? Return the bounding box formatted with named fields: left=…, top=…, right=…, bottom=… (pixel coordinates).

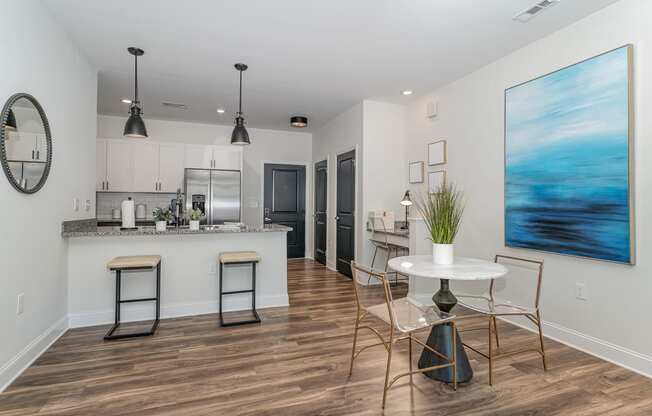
left=400, top=190, right=412, bottom=230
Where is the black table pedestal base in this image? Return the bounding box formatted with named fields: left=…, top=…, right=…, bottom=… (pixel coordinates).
left=418, top=322, right=473, bottom=383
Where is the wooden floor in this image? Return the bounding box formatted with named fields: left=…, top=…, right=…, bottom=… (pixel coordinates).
left=1, top=259, right=651, bottom=415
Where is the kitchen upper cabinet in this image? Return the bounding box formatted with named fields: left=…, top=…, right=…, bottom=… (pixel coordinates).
left=212, top=146, right=242, bottom=170
left=132, top=142, right=160, bottom=192
left=158, top=143, right=184, bottom=192
left=184, top=144, right=242, bottom=170
left=106, top=139, right=133, bottom=192
left=184, top=144, right=213, bottom=169
left=96, top=139, right=107, bottom=191
left=4, top=132, right=42, bottom=162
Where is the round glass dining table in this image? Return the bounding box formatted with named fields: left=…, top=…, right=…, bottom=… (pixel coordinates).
left=388, top=255, right=508, bottom=383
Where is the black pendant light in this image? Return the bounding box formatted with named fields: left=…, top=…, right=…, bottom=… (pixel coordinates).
left=123, top=47, right=148, bottom=138
left=231, top=63, right=250, bottom=145
left=4, top=109, right=17, bottom=131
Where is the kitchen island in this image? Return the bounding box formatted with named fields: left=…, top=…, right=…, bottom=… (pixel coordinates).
left=63, top=220, right=291, bottom=328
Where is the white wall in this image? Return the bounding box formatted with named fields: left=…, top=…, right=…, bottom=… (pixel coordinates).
left=97, top=115, right=313, bottom=257
left=312, top=103, right=363, bottom=269
left=362, top=100, right=408, bottom=263
left=406, top=0, right=652, bottom=376
left=0, top=1, right=97, bottom=390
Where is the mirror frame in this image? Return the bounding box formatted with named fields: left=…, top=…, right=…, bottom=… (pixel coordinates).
left=0, top=93, right=52, bottom=194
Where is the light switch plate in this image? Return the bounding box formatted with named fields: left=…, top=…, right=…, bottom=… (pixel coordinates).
left=84, top=199, right=92, bottom=211
left=17, top=293, right=24, bottom=315
left=575, top=282, right=587, bottom=301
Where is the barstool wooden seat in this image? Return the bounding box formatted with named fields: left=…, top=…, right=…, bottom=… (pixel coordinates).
left=105, top=255, right=161, bottom=340
left=218, top=251, right=261, bottom=327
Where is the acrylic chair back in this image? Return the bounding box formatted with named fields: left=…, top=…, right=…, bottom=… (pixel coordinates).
left=350, top=261, right=398, bottom=327
left=491, top=255, right=544, bottom=311
left=370, top=216, right=390, bottom=247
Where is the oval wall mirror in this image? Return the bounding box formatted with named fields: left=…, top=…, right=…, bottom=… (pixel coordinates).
left=0, top=93, right=52, bottom=193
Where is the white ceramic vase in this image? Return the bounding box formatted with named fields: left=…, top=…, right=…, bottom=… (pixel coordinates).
left=189, top=220, right=200, bottom=231
left=432, top=243, right=454, bottom=265
left=155, top=221, right=167, bottom=232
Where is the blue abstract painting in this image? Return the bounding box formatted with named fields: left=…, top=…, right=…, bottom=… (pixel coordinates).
left=505, top=46, right=633, bottom=264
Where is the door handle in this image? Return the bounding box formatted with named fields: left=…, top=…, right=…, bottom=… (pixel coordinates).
left=264, top=217, right=272, bottom=222
left=335, top=216, right=341, bottom=220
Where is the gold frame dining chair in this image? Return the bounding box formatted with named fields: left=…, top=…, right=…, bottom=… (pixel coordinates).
left=456, top=255, right=546, bottom=386
left=349, top=261, right=457, bottom=409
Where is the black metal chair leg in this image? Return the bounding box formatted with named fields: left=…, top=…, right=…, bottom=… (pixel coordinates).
left=219, top=260, right=261, bottom=327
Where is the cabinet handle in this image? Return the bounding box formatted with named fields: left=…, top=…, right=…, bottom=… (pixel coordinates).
left=103, top=181, right=106, bottom=190
left=32, top=150, right=35, bottom=160
left=36, top=150, right=40, bottom=160
left=106, top=181, right=109, bottom=191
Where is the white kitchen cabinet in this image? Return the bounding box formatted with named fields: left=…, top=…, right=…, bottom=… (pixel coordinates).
left=132, top=141, right=160, bottom=192
left=158, top=143, right=185, bottom=192
left=96, top=139, right=107, bottom=191
left=184, top=144, right=213, bottom=169
left=34, top=133, right=48, bottom=161
left=212, top=146, right=242, bottom=170
left=5, top=132, right=36, bottom=162
left=106, top=139, right=133, bottom=192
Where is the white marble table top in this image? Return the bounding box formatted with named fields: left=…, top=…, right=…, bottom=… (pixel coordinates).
left=388, top=255, right=508, bottom=281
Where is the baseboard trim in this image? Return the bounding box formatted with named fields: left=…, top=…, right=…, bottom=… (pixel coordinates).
left=0, top=316, right=68, bottom=393
left=68, top=294, right=289, bottom=328
left=500, top=315, right=652, bottom=379
left=411, top=294, right=652, bottom=379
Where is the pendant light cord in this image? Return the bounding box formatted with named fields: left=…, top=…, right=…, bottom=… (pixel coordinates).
left=238, top=69, right=243, bottom=116
left=134, top=54, right=139, bottom=105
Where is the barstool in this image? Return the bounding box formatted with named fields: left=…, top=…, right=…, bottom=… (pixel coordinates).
left=218, top=251, right=261, bottom=327
left=105, top=255, right=161, bottom=340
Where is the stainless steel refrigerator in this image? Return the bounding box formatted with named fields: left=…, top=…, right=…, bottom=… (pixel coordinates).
left=184, top=169, right=241, bottom=225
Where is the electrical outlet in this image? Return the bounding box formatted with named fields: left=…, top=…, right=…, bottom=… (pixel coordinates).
left=72, top=198, right=80, bottom=211
left=17, top=293, right=24, bottom=315
left=208, top=262, right=217, bottom=274
left=84, top=199, right=92, bottom=212
left=575, top=283, right=587, bottom=301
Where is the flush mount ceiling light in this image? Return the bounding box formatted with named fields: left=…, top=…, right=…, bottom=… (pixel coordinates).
left=231, top=63, right=250, bottom=145
left=401, top=90, right=413, bottom=96
left=513, top=0, right=560, bottom=22
left=123, top=47, right=148, bottom=138
left=217, top=108, right=226, bottom=114
left=290, top=116, right=308, bottom=128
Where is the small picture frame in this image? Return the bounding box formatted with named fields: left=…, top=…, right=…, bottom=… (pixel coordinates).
left=428, top=170, right=446, bottom=193
left=408, top=161, right=424, bottom=184
left=428, top=140, right=447, bottom=166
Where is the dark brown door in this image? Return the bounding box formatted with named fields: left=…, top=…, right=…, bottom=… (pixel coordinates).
left=264, top=163, right=306, bottom=258
left=314, top=160, right=327, bottom=265
left=336, top=150, right=355, bottom=277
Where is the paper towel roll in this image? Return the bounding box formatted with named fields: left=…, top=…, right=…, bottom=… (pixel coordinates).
left=121, top=197, right=135, bottom=229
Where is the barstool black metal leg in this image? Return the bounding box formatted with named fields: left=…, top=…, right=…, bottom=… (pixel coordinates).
left=219, top=261, right=224, bottom=326
left=105, top=265, right=161, bottom=341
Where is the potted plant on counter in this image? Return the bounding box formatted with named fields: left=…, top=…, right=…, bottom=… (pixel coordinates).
left=416, top=182, right=464, bottom=265
left=153, top=208, right=173, bottom=232
left=187, top=208, right=204, bottom=231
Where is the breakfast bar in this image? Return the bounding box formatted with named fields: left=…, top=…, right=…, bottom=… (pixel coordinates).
left=63, top=219, right=291, bottom=328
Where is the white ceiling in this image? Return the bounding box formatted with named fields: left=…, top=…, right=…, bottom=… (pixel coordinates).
left=42, top=0, right=619, bottom=132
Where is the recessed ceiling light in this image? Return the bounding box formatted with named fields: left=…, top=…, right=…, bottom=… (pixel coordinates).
left=217, top=108, right=226, bottom=114
left=121, top=99, right=132, bottom=104
left=401, top=90, right=413, bottom=96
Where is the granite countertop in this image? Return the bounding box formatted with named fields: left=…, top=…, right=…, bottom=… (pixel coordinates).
left=62, top=219, right=292, bottom=238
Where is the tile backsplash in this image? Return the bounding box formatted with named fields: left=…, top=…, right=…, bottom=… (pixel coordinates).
left=97, top=192, right=177, bottom=220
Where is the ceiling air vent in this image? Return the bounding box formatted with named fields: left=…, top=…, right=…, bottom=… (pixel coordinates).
left=161, top=101, right=188, bottom=110
left=513, top=0, right=559, bottom=23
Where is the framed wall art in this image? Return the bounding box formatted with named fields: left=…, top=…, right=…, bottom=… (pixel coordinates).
left=409, top=161, right=424, bottom=183
left=428, top=140, right=446, bottom=166
left=505, top=45, right=634, bottom=264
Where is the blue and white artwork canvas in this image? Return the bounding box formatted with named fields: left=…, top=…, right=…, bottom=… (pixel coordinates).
left=505, top=46, right=634, bottom=264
